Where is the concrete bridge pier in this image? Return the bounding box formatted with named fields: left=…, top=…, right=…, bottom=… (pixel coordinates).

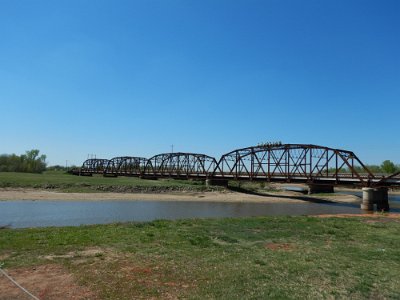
left=307, top=184, right=334, bottom=195
left=361, top=187, right=389, bottom=211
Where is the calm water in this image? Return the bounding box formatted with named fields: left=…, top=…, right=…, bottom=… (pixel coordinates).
left=337, top=191, right=400, bottom=208
left=1, top=192, right=399, bottom=229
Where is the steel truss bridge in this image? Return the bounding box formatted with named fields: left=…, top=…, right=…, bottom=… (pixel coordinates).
left=76, top=144, right=400, bottom=187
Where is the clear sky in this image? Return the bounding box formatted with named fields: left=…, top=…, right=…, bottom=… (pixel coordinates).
left=1, top=0, right=399, bottom=166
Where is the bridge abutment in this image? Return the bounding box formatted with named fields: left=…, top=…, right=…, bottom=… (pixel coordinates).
left=307, top=184, right=334, bottom=195
left=361, top=187, right=389, bottom=211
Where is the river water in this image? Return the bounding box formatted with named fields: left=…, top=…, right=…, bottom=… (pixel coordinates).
left=1, top=193, right=399, bottom=229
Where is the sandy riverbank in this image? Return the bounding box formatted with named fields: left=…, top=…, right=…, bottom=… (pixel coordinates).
left=0, top=188, right=361, bottom=204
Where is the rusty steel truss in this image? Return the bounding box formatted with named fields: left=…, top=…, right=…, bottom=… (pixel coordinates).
left=143, top=152, right=217, bottom=178
left=80, top=158, right=110, bottom=175
left=104, top=156, right=148, bottom=177
left=213, top=144, right=377, bottom=186
left=75, top=145, right=400, bottom=187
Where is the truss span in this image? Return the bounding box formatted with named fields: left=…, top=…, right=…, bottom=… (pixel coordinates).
left=74, top=145, right=400, bottom=187
left=143, top=152, right=217, bottom=178
left=80, top=158, right=109, bottom=175
left=213, top=144, right=376, bottom=186
left=104, top=156, right=148, bottom=176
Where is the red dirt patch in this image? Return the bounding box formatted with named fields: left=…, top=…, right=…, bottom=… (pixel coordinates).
left=74, top=256, right=195, bottom=299
left=264, top=243, right=294, bottom=251
left=0, top=264, right=98, bottom=300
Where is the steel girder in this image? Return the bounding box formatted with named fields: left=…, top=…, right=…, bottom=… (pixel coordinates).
left=373, top=171, right=400, bottom=187
left=144, top=152, right=217, bottom=178
left=80, top=159, right=110, bottom=174
left=104, top=156, right=148, bottom=176
left=212, top=144, right=375, bottom=186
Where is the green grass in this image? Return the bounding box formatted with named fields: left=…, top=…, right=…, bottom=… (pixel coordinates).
left=0, top=171, right=214, bottom=192
left=1, top=216, right=400, bottom=299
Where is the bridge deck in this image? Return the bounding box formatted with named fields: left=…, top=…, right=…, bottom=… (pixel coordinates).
left=77, top=170, right=400, bottom=187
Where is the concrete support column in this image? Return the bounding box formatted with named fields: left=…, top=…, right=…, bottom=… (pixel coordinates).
left=361, top=187, right=389, bottom=211
left=361, top=188, right=374, bottom=211
left=308, top=184, right=334, bottom=195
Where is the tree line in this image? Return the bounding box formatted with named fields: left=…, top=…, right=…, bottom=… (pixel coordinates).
left=328, top=160, right=400, bottom=174
left=364, top=160, right=400, bottom=174
left=0, top=150, right=47, bottom=173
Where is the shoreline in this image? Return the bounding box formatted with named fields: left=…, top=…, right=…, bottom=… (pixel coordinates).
left=0, top=187, right=361, bottom=204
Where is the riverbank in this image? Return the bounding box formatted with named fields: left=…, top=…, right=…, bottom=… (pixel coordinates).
left=1, top=216, right=400, bottom=299
left=1, top=171, right=399, bottom=204
left=0, top=171, right=216, bottom=193
left=0, top=187, right=362, bottom=204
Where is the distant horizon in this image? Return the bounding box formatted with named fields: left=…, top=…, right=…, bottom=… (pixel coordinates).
left=1, top=1, right=399, bottom=166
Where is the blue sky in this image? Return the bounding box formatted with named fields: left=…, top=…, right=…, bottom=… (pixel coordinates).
left=1, top=0, right=399, bottom=166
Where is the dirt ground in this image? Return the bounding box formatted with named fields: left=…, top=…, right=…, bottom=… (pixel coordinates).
left=0, top=188, right=361, bottom=204
left=0, top=264, right=98, bottom=300
left=0, top=247, right=191, bottom=300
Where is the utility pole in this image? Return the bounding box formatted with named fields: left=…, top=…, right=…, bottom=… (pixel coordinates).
left=171, top=144, right=174, bottom=153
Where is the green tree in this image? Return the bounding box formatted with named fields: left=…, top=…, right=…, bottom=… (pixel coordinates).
left=0, top=150, right=47, bottom=173
left=381, top=160, right=396, bottom=174
left=366, top=165, right=382, bottom=173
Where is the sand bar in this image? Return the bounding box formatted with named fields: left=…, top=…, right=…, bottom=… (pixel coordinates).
left=0, top=188, right=361, bottom=204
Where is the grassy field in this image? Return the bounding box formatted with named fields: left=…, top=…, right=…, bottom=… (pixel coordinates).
left=0, top=171, right=212, bottom=193
left=0, top=171, right=272, bottom=193
left=1, top=216, right=400, bottom=299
